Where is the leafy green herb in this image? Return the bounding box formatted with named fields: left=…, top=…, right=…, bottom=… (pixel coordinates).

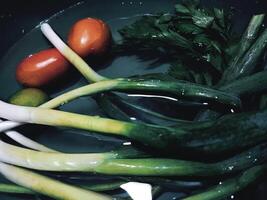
left=117, top=0, right=234, bottom=86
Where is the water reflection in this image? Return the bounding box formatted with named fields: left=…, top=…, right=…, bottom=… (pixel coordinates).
left=120, top=182, right=152, bottom=200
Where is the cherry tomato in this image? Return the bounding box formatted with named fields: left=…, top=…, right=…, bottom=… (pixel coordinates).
left=67, top=18, right=111, bottom=57
left=16, top=48, right=70, bottom=87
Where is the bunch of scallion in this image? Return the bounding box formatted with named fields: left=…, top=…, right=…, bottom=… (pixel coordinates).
left=1, top=1, right=267, bottom=200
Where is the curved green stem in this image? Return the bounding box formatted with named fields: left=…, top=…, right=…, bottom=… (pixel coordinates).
left=219, top=14, right=265, bottom=85
left=183, top=165, right=267, bottom=200
left=0, top=181, right=125, bottom=194
left=0, top=184, right=33, bottom=194
left=220, top=70, right=267, bottom=95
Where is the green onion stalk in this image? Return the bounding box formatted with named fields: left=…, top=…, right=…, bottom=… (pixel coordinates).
left=0, top=119, right=57, bottom=152
left=0, top=99, right=219, bottom=151
left=183, top=165, right=267, bottom=200
left=0, top=181, right=165, bottom=200
left=40, top=23, right=106, bottom=83
left=1, top=98, right=267, bottom=153
left=196, top=70, right=267, bottom=121
left=0, top=139, right=266, bottom=176
left=219, top=14, right=266, bottom=85
left=0, top=162, right=115, bottom=200
left=0, top=181, right=126, bottom=194
left=220, top=18, right=267, bottom=86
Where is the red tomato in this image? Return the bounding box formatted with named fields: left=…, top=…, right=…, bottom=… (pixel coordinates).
left=67, top=18, right=111, bottom=57
left=16, top=48, right=70, bottom=87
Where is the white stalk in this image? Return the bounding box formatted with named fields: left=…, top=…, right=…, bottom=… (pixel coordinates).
left=0, top=162, right=112, bottom=200
left=0, top=98, right=128, bottom=136
left=0, top=119, right=57, bottom=152
left=40, top=23, right=107, bottom=82
left=5, top=131, right=57, bottom=153
left=0, top=79, right=119, bottom=132
left=0, top=120, right=22, bottom=132
left=0, top=140, right=116, bottom=172
left=0, top=100, right=34, bottom=123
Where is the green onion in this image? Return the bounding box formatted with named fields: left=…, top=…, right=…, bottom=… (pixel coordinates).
left=220, top=70, right=267, bottom=95
left=183, top=165, right=267, bottom=200
left=0, top=181, right=125, bottom=194
left=0, top=119, right=57, bottom=152
left=221, top=28, right=267, bottom=82
left=1, top=99, right=267, bottom=153
left=0, top=183, right=33, bottom=194
left=219, top=14, right=265, bottom=85
left=0, top=139, right=266, bottom=176
left=196, top=70, right=267, bottom=121
left=0, top=162, right=114, bottom=200
left=41, top=23, right=106, bottom=83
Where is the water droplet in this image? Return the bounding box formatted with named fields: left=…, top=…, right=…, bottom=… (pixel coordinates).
left=130, top=117, right=137, bottom=121
left=21, top=29, right=25, bottom=34
left=139, top=1, right=143, bottom=5
left=219, top=181, right=222, bottom=185
left=121, top=1, right=125, bottom=5
left=123, top=141, right=132, bottom=146
left=230, top=109, right=235, bottom=113
left=228, top=166, right=234, bottom=171
left=254, top=158, right=258, bottom=163
left=181, top=89, right=185, bottom=96
left=130, top=1, right=133, bottom=4
left=231, top=195, right=235, bottom=199
left=247, top=33, right=253, bottom=38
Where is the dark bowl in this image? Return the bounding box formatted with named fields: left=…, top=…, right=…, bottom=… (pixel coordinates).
left=0, top=0, right=267, bottom=200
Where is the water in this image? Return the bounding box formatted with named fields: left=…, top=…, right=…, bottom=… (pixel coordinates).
left=0, top=0, right=266, bottom=200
